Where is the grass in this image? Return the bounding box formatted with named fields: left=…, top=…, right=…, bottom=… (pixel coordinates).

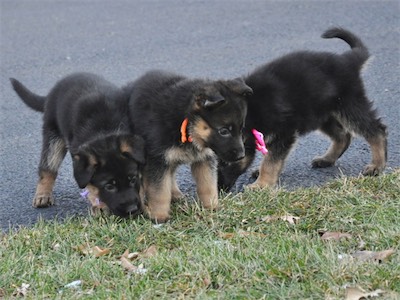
left=1, top=170, right=399, bottom=299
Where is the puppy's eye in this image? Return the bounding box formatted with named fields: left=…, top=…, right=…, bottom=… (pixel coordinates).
left=104, top=180, right=117, bottom=192
left=218, top=127, right=232, bottom=137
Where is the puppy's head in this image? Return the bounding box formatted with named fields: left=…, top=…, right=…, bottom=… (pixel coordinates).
left=72, top=134, right=145, bottom=218
left=190, top=77, right=252, bottom=162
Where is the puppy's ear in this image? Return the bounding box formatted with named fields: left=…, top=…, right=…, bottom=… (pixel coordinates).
left=195, top=92, right=226, bottom=110
left=72, top=152, right=97, bottom=188
left=227, top=77, right=253, bottom=97
left=119, top=135, right=146, bottom=165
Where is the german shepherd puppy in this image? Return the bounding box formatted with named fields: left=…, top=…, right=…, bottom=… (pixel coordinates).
left=10, top=73, right=146, bottom=217
left=218, top=27, right=387, bottom=190
left=129, top=70, right=252, bottom=223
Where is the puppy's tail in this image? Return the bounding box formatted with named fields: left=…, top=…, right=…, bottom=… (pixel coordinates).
left=10, top=78, right=46, bottom=112
left=322, top=27, right=369, bottom=65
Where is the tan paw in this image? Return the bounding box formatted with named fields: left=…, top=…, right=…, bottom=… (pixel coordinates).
left=201, top=199, right=219, bottom=210
left=362, top=164, right=384, bottom=176
left=171, top=189, right=184, bottom=202
left=32, top=194, right=54, bottom=207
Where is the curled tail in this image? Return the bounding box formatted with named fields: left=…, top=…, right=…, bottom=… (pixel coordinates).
left=322, top=27, right=369, bottom=66
left=10, top=78, right=46, bottom=112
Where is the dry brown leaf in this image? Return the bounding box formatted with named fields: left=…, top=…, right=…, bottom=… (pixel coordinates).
left=259, top=215, right=299, bottom=224
left=74, top=243, right=110, bottom=257
left=218, top=232, right=235, bottom=239
left=219, top=230, right=267, bottom=239
left=120, top=257, right=148, bottom=274
left=345, top=286, right=384, bottom=300
left=352, top=249, right=395, bottom=262
left=121, top=249, right=130, bottom=259
left=237, top=229, right=267, bottom=238
left=120, top=249, right=141, bottom=260
left=120, top=256, right=137, bottom=272
left=92, top=246, right=111, bottom=257
left=321, top=231, right=352, bottom=241
left=141, top=245, right=157, bottom=258
left=203, top=276, right=211, bottom=287
left=280, top=215, right=300, bottom=224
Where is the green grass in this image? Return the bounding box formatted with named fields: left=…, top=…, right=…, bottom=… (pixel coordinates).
left=1, top=170, right=399, bottom=299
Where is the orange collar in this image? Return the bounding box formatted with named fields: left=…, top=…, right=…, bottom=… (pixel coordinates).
left=180, top=118, right=193, bottom=143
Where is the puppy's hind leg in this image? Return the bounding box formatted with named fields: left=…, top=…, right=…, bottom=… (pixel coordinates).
left=312, top=117, right=352, bottom=168
left=343, top=97, right=387, bottom=176
left=191, top=157, right=218, bottom=210
left=34, top=129, right=67, bottom=207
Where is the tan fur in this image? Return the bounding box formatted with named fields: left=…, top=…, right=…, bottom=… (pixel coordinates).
left=165, top=146, right=215, bottom=165
left=248, top=156, right=285, bottom=189
left=313, top=138, right=350, bottom=165
left=33, top=171, right=57, bottom=207
left=191, top=161, right=218, bottom=209
left=120, top=140, right=133, bottom=154
left=190, top=118, right=211, bottom=148
left=47, top=139, right=66, bottom=172
left=143, top=172, right=172, bottom=223
left=363, top=134, right=387, bottom=175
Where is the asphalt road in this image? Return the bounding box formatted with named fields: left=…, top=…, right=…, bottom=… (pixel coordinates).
left=1, top=1, right=399, bottom=231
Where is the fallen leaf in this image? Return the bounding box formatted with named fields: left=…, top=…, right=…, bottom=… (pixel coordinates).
left=120, top=256, right=137, bottom=272
left=13, top=283, right=30, bottom=297
left=92, top=246, right=111, bottom=257
left=120, top=257, right=148, bottom=274
left=141, top=245, right=157, bottom=258
left=259, top=215, right=300, bottom=224
left=280, top=215, right=300, bottom=224
left=218, top=232, right=235, bottom=239
left=351, top=249, right=395, bottom=262
left=237, top=229, right=267, bottom=238
left=203, top=276, right=211, bottom=287
left=74, top=243, right=110, bottom=257
left=320, top=231, right=352, bottom=241
left=218, top=230, right=267, bottom=239
left=345, top=286, right=384, bottom=300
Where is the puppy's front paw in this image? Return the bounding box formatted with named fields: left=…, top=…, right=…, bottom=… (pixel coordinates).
left=32, top=194, right=54, bottom=207
left=311, top=157, right=335, bottom=168
left=246, top=182, right=263, bottom=190
left=201, top=199, right=219, bottom=211
left=362, top=164, right=383, bottom=176
left=143, top=205, right=170, bottom=224
left=171, top=189, right=184, bottom=202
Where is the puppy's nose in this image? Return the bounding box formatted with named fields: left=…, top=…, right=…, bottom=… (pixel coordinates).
left=125, top=203, right=139, bottom=214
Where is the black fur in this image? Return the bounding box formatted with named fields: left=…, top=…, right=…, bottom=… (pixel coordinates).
left=218, top=27, right=387, bottom=190
left=129, top=70, right=252, bottom=222
left=10, top=73, right=145, bottom=217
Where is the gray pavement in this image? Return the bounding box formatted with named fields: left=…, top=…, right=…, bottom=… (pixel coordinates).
left=1, top=1, right=399, bottom=231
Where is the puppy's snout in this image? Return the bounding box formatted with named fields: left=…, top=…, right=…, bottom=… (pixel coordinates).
left=118, top=201, right=141, bottom=217
left=230, top=147, right=245, bottom=161
left=126, top=203, right=139, bottom=214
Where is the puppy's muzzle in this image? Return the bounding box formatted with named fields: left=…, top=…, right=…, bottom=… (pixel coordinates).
left=228, top=148, right=245, bottom=162
left=115, top=201, right=142, bottom=218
